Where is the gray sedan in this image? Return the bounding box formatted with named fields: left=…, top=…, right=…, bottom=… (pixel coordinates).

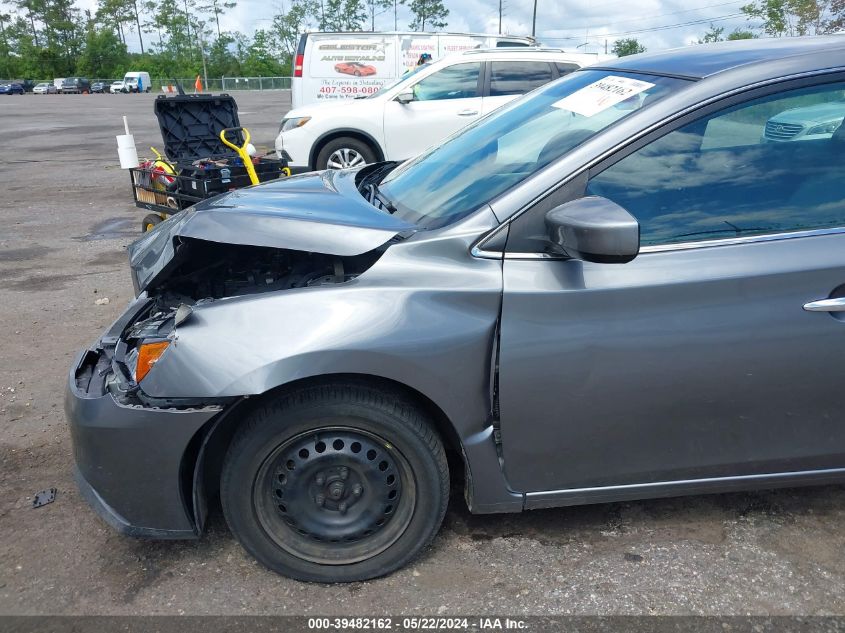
left=67, top=36, right=845, bottom=582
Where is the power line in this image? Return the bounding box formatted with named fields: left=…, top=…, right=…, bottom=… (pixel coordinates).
left=547, top=0, right=746, bottom=32
left=542, top=12, right=747, bottom=40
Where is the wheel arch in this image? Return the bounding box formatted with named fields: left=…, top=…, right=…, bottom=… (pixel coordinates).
left=309, top=129, right=385, bottom=170
left=187, top=372, right=471, bottom=533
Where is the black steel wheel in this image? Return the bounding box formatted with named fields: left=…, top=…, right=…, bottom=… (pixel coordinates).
left=254, top=427, right=414, bottom=565
left=221, top=382, right=449, bottom=582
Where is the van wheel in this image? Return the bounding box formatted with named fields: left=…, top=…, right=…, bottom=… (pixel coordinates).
left=316, top=137, right=376, bottom=170
left=220, top=382, right=449, bottom=582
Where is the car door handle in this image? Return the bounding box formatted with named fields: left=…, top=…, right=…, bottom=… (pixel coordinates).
left=803, top=297, right=845, bottom=312
left=457, top=109, right=478, bottom=116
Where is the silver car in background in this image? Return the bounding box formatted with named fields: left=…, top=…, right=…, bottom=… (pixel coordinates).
left=765, top=99, right=845, bottom=141
left=67, top=36, right=845, bottom=583
left=33, top=82, right=57, bottom=94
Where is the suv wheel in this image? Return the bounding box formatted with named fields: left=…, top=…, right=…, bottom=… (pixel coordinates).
left=315, top=137, right=376, bottom=170
left=220, top=382, right=449, bottom=582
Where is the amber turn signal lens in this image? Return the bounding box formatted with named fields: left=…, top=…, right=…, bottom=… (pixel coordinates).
left=135, top=341, right=170, bottom=383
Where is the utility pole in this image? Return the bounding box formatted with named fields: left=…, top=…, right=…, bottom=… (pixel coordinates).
left=394, top=0, right=398, bottom=30
left=498, top=0, right=502, bottom=33
left=532, top=0, right=537, bottom=37
left=196, top=25, right=208, bottom=94
left=184, top=0, right=193, bottom=61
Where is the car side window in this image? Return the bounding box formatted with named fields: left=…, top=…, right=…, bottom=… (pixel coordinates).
left=555, top=62, right=578, bottom=77
left=586, top=81, right=845, bottom=247
left=413, top=62, right=481, bottom=101
left=489, top=61, right=554, bottom=96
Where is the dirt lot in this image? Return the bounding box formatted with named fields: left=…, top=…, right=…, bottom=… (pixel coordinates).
left=0, top=91, right=844, bottom=617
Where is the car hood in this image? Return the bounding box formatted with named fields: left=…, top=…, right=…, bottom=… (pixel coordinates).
left=127, top=168, right=415, bottom=293
left=771, top=101, right=845, bottom=125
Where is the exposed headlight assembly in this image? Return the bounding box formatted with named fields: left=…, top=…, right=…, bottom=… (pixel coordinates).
left=131, top=340, right=170, bottom=383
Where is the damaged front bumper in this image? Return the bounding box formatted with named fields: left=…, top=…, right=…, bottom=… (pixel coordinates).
left=66, top=342, right=222, bottom=538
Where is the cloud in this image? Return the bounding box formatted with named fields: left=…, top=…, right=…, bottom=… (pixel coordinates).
left=118, top=0, right=755, bottom=54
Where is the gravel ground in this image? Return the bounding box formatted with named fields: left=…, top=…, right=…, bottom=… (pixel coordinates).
left=0, top=91, right=844, bottom=617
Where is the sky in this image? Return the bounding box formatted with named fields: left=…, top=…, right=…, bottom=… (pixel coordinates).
left=81, top=0, right=762, bottom=55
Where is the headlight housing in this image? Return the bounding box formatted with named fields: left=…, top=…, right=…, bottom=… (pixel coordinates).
left=129, top=340, right=170, bottom=383
left=807, top=121, right=841, bottom=135
left=280, top=116, right=311, bottom=133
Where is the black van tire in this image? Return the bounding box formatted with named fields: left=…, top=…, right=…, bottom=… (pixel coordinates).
left=220, top=382, right=450, bottom=582
left=315, top=137, right=377, bottom=170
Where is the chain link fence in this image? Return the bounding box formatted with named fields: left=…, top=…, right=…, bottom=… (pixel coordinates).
left=4, top=77, right=292, bottom=92
left=159, top=77, right=292, bottom=92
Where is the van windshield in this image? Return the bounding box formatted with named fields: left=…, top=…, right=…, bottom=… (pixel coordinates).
left=379, top=69, right=686, bottom=229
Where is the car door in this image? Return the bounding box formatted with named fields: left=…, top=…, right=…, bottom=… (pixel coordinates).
left=497, top=77, right=845, bottom=494
left=383, top=61, right=483, bottom=161
left=481, top=60, right=556, bottom=115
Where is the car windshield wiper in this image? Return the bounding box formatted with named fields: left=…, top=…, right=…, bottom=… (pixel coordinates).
left=368, top=183, right=397, bottom=214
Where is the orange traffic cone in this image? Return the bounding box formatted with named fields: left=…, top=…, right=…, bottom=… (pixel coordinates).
left=195, top=75, right=203, bottom=93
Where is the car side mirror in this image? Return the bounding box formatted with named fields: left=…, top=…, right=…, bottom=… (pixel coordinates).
left=545, top=196, right=640, bottom=264
left=396, top=89, right=414, bottom=104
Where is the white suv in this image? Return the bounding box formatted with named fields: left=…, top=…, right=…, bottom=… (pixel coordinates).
left=275, top=48, right=605, bottom=172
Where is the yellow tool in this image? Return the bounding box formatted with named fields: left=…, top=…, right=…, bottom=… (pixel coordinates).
left=220, top=127, right=259, bottom=186
left=150, top=147, right=176, bottom=179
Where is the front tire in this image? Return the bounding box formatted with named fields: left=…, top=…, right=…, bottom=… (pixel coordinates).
left=221, top=382, right=449, bottom=582
left=315, top=137, right=377, bottom=170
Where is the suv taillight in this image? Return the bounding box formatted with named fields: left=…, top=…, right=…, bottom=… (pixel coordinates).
left=294, top=54, right=304, bottom=78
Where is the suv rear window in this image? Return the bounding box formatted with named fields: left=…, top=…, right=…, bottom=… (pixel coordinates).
left=489, top=61, right=554, bottom=96
left=555, top=62, right=579, bottom=77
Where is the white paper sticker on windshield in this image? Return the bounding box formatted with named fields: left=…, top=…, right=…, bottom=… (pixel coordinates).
left=551, top=76, right=655, bottom=117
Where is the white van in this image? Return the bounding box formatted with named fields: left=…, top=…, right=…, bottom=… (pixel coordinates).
left=291, top=31, right=534, bottom=109
left=123, top=71, right=151, bottom=93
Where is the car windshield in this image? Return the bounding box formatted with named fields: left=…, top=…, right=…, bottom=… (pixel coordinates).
left=379, top=69, right=686, bottom=229
left=365, top=63, right=431, bottom=99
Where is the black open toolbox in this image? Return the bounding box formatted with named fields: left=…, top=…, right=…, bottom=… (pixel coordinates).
left=130, top=93, right=288, bottom=215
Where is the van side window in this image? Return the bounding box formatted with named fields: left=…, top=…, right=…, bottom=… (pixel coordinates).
left=586, top=82, right=845, bottom=246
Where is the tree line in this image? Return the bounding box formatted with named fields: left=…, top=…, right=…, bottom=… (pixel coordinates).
left=0, top=0, right=841, bottom=79
left=0, top=0, right=449, bottom=80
